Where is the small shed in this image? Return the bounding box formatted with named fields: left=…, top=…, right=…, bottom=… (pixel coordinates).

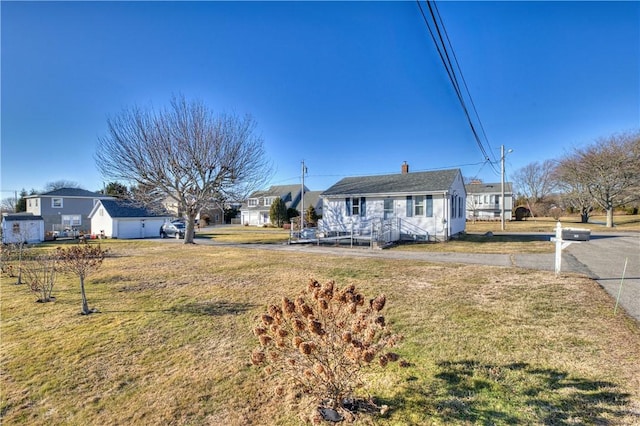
left=89, top=200, right=171, bottom=239
left=1, top=213, right=45, bottom=244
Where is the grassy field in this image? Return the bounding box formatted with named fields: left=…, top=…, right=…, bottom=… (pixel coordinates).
left=466, top=214, right=640, bottom=234
left=2, top=239, right=639, bottom=425
left=195, top=214, right=639, bottom=255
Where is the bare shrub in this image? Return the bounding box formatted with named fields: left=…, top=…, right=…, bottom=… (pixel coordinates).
left=22, top=253, right=58, bottom=302
left=1, top=243, right=17, bottom=277
left=251, top=279, right=403, bottom=417
left=549, top=207, right=563, bottom=220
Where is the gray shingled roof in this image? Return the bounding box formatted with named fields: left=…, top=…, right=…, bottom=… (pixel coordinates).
left=2, top=213, right=44, bottom=221
left=322, top=169, right=461, bottom=196
left=98, top=200, right=168, bottom=218
left=26, top=187, right=110, bottom=198
left=465, top=182, right=513, bottom=194
left=242, top=185, right=307, bottom=210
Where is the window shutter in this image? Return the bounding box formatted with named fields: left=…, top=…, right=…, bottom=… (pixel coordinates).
left=360, top=197, right=366, bottom=217
left=406, top=196, right=413, bottom=217
left=345, top=198, right=351, bottom=216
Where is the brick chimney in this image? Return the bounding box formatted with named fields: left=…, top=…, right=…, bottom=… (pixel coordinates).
left=401, top=161, right=409, bottom=174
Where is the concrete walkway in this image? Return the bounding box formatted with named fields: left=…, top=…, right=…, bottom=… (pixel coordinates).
left=188, top=232, right=640, bottom=323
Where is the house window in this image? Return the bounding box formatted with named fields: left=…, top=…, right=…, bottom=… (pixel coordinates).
left=352, top=198, right=360, bottom=216
left=459, top=197, right=463, bottom=218
left=248, top=199, right=258, bottom=207
left=62, top=215, right=81, bottom=227
left=28, top=200, right=32, bottom=207
left=99, top=208, right=104, bottom=217
left=51, top=198, right=63, bottom=208
left=426, top=195, right=433, bottom=217
left=384, top=199, right=394, bottom=219
left=414, top=196, right=425, bottom=216
left=345, top=197, right=365, bottom=217
left=264, top=197, right=275, bottom=206
left=406, top=196, right=413, bottom=217
left=12, top=222, right=20, bottom=233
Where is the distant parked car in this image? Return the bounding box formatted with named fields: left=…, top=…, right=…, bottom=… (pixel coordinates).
left=160, top=222, right=186, bottom=239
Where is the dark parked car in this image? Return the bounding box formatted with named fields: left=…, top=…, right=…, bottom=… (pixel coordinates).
left=160, top=221, right=186, bottom=239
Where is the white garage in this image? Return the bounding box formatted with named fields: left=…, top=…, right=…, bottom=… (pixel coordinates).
left=89, top=200, right=171, bottom=239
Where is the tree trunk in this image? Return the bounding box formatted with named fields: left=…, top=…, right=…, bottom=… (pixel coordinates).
left=79, top=275, right=90, bottom=314
left=580, top=208, right=590, bottom=223
left=184, top=213, right=197, bottom=244
left=606, top=208, right=614, bottom=228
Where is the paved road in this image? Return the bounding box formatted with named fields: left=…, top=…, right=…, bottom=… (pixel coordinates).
left=565, top=233, right=640, bottom=322
left=186, top=232, right=640, bottom=322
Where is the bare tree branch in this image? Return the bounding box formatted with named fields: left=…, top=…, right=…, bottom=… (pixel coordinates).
left=95, top=95, right=273, bottom=243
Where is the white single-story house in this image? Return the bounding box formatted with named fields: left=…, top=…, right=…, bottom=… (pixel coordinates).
left=320, top=163, right=466, bottom=243
left=89, top=200, right=171, bottom=239
left=1, top=213, right=45, bottom=244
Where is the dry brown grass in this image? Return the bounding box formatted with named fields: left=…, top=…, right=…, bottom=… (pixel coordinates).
left=2, top=241, right=639, bottom=425
left=467, top=214, right=640, bottom=233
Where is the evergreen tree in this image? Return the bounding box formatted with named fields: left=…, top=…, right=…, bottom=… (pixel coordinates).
left=269, top=197, right=287, bottom=227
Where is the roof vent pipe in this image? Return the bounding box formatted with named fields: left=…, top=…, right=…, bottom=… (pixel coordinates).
left=401, top=161, right=409, bottom=174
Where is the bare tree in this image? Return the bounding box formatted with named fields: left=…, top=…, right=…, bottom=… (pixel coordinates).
left=44, top=180, right=83, bottom=192
left=555, top=131, right=640, bottom=227
left=512, top=160, right=556, bottom=216
left=95, top=95, right=272, bottom=243
left=56, top=245, right=108, bottom=315
left=1, top=197, right=17, bottom=214
left=552, top=157, right=594, bottom=223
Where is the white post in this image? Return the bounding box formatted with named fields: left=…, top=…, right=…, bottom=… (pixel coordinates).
left=554, top=221, right=563, bottom=275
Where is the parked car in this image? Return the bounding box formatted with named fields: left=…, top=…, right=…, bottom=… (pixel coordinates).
left=160, top=222, right=186, bottom=239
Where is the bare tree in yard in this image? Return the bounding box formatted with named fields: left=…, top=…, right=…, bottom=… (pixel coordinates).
left=512, top=160, right=557, bottom=216
left=555, top=131, right=640, bottom=228
left=95, top=95, right=272, bottom=244
left=56, top=245, right=108, bottom=315
left=552, top=157, right=594, bottom=223
left=23, top=253, right=58, bottom=303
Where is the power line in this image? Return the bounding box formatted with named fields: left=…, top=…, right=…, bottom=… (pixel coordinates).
left=416, top=0, right=499, bottom=174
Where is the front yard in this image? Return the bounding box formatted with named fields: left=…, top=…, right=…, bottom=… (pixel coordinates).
left=1, top=239, right=639, bottom=424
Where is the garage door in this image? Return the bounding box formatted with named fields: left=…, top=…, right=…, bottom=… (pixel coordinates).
left=117, top=220, right=142, bottom=239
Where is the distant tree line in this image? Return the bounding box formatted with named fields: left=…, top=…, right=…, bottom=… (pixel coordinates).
left=511, top=130, right=640, bottom=227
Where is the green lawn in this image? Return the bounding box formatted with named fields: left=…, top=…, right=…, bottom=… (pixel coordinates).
left=2, top=240, right=639, bottom=425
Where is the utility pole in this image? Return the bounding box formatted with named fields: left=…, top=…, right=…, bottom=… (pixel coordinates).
left=501, top=145, right=513, bottom=231
left=301, top=160, right=307, bottom=230
left=501, top=145, right=505, bottom=231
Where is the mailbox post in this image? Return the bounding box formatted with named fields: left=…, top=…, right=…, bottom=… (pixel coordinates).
left=550, top=222, right=590, bottom=276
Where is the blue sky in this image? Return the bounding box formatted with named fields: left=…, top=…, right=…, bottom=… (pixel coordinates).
left=2, top=1, right=638, bottom=197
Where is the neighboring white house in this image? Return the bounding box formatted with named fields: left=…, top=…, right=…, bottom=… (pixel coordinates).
left=1, top=213, right=45, bottom=244
left=465, top=181, right=513, bottom=221
left=89, top=200, right=171, bottom=239
left=240, top=185, right=307, bottom=226
left=320, top=163, right=466, bottom=242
